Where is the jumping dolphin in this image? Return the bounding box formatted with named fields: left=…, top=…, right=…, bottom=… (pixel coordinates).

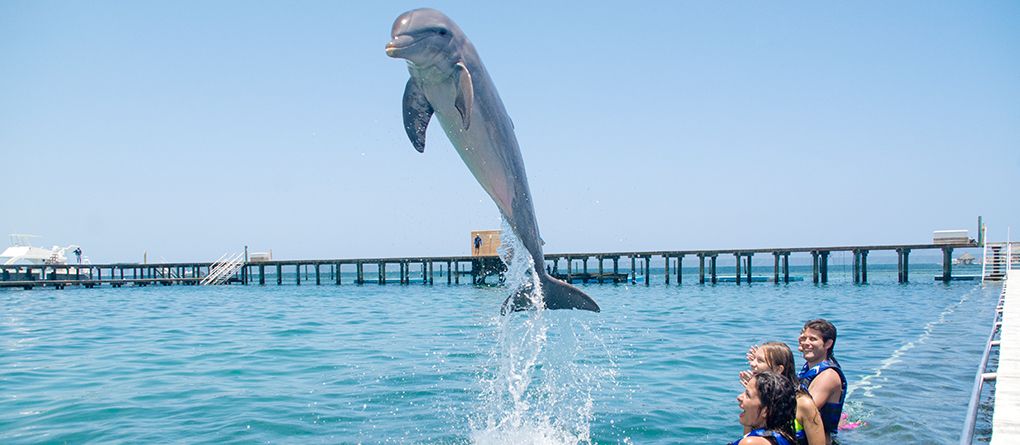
left=385, top=8, right=599, bottom=313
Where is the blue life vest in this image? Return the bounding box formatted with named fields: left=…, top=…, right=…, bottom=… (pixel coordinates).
left=799, top=359, right=847, bottom=435
left=730, top=427, right=795, bottom=445
left=794, top=422, right=806, bottom=445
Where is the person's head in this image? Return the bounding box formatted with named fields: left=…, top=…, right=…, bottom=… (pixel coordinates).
left=799, top=319, right=838, bottom=365
left=751, top=342, right=798, bottom=385
left=737, top=371, right=797, bottom=436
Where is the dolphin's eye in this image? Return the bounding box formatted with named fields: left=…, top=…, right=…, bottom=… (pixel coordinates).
left=438, top=29, right=448, bottom=36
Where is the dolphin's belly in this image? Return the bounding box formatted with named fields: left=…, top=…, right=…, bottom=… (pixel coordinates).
left=427, top=81, right=517, bottom=221
left=424, top=73, right=544, bottom=263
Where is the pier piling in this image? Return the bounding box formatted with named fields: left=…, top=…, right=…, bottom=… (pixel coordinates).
left=861, top=250, right=868, bottom=283
left=811, top=251, right=819, bottom=284
left=734, top=253, right=742, bottom=285
left=773, top=252, right=780, bottom=283
left=897, top=248, right=911, bottom=283
left=598, top=256, right=604, bottom=284
left=644, top=256, right=650, bottom=286
left=746, top=253, right=753, bottom=284
left=820, top=251, right=829, bottom=284
left=710, top=254, right=718, bottom=284
left=676, top=254, right=683, bottom=284
left=942, top=247, right=953, bottom=282
left=664, top=254, right=670, bottom=285
left=698, top=253, right=706, bottom=284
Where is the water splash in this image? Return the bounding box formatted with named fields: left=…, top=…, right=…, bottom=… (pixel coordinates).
left=469, top=218, right=614, bottom=444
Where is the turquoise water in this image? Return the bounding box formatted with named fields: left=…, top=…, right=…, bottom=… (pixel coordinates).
left=0, top=262, right=997, bottom=444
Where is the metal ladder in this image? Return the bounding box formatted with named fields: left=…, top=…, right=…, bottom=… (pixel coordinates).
left=984, top=242, right=1009, bottom=282
left=201, top=252, right=245, bottom=285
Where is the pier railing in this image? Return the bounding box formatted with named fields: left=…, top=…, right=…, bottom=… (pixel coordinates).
left=959, top=280, right=1006, bottom=445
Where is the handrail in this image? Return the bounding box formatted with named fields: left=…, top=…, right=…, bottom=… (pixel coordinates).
left=202, top=253, right=233, bottom=285
left=201, top=252, right=244, bottom=285
left=960, top=282, right=1006, bottom=444
left=982, top=238, right=989, bottom=283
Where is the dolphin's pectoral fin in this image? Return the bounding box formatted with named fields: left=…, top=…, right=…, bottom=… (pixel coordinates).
left=454, top=62, right=473, bottom=130
left=402, top=78, right=434, bottom=153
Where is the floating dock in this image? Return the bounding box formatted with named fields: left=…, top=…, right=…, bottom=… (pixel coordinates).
left=0, top=241, right=978, bottom=290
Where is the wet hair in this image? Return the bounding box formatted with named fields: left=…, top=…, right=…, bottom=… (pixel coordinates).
left=802, top=319, right=839, bottom=365
left=759, top=342, right=799, bottom=387
left=753, top=370, right=797, bottom=442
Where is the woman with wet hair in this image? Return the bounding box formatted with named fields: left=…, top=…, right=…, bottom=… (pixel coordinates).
left=741, top=342, right=826, bottom=445
left=732, top=370, right=797, bottom=445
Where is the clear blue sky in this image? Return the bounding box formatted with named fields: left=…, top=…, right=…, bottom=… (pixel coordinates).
left=2, top=1, right=1017, bottom=263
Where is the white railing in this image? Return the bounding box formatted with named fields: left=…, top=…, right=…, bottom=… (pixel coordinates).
left=984, top=239, right=1010, bottom=282
left=201, top=252, right=245, bottom=285
left=959, top=280, right=1006, bottom=444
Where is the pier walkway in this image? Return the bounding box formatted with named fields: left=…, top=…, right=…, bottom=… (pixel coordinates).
left=992, top=269, right=1020, bottom=444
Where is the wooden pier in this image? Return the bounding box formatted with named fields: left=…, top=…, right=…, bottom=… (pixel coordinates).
left=0, top=241, right=978, bottom=290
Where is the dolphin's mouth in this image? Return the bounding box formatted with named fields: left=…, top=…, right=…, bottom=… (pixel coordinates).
left=385, top=35, right=419, bottom=57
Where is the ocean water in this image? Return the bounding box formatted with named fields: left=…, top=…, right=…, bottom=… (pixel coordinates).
left=0, top=261, right=998, bottom=444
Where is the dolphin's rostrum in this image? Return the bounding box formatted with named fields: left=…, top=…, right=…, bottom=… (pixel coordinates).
left=386, top=8, right=600, bottom=313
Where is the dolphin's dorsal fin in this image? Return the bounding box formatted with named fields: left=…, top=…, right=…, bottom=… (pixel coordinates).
left=402, top=78, right=434, bottom=152
left=454, top=62, right=473, bottom=130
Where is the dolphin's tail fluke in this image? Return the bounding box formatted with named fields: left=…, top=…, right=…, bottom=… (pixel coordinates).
left=500, top=272, right=601, bottom=315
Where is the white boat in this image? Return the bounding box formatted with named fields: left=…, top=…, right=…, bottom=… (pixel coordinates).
left=0, top=235, right=91, bottom=281
left=0, top=234, right=89, bottom=265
